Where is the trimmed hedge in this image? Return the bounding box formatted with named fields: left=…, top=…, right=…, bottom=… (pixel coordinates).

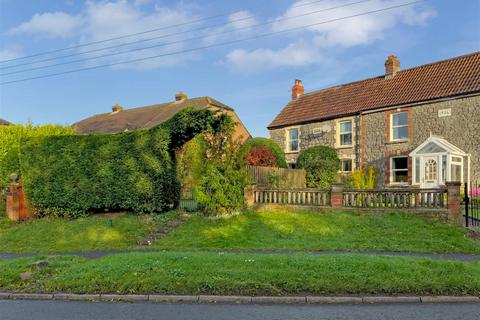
left=239, top=137, right=288, bottom=168
left=0, top=123, right=74, bottom=184
left=20, top=127, right=177, bottom=216
left=19, top=108, right=226, bottom=217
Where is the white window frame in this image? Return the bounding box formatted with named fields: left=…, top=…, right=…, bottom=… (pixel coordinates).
left=338, top=120, right=353, bottom=147
left=390, top=111, right=409, bottom=142
left=286, top=127, right=300, bottom=153
left=390, top=156, right=409, bottom=185
left=449, top=155, right=463, bottom=183
left=340, top=159, right=353, bottom=173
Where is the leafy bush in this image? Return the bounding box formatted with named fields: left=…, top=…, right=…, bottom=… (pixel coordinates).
left=296, top=146, right=340, bottom=188
left=19, top=108, right=225, bottom=217
left=349, top=165, right=378, bottom=189
left=0, top=123, right=74, bottom=184
left=239, top=138, right=287, bottom=168
left=246, top=147, right=277, bottom=167
left=195, top=117, right=250, bottom=215
left=20, top=127, right=178, bottom=217
left=175, top=134, right=206, bottom=196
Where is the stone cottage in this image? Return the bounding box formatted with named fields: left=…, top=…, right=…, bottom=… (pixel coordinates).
left=268, top=52, right=480, bottom=189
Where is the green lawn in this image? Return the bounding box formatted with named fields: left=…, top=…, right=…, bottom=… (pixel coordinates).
left=0, top=214, right=171, bottom=253
left=1, top=252, right=479, bottom=296
left=153, top=210, right=480, bottom=254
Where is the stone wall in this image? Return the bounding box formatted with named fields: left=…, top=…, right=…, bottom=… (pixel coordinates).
left=269, top=94, right=480, bottom=184
left=269, top=118, right=354, bottom=164
left=363, top=95, right=480, bottom=185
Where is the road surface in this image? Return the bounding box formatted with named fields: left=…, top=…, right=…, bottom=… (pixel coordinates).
left=1, top=300, right=479, bottom=320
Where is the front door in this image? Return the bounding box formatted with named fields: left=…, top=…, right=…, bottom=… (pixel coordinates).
left=422, top=156, right=439, bottom=188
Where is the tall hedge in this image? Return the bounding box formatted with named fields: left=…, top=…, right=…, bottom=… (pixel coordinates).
left=20, top=127, right=177, bottom=216
left=19, top=108, right=226, bottom=216
left=239, top=137, right=288, bottom=168
left=0, top=123, right=74, bottom=184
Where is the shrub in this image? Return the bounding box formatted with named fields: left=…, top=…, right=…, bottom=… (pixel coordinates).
left=175, top=134, right=206, bottom=196
left=296, top=146, right=340, bottom=188
left=349, top=165, right=378, bottom=189
left=0, top=123, right=74, bottom=184
left=239, top=138, right=288, bottom=168
left=195, top=118, right=250, bottom=215
left=20, top=127, right=178, bottom=217
left=246, top=147, right=277, bottom=167
left=19, top=108, right=225, bottom=217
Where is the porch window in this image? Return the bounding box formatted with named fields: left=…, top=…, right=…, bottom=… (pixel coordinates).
left=450, top=156, right=463, bottom=182
left=414, top=157, right=420, bottom=184
left=391, top=156, right=408, bottom=184
left=391, top=112, right=408, bottom=141
left=287, top=128, right=299, bottom=152
left=339, top=120, right=352, bottom=146
left=441, top=155, right=447, bottom=183
left=341, top=159, right=353, bottom=172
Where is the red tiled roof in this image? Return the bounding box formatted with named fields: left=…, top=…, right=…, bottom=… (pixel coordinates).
left=268, top=52, right=480, bottom=129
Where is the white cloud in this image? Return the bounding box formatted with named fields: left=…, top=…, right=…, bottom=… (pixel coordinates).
left=8, top=11, right=83, bottom=39
left=0, top=45, right=23, bottom=61
left=273, top=0, right=436, bottom=48
left=226, top=41, right=323, bottom=72
left=203, top=10, right=258, bottom=45
left=226, top=0, right=435, bottom=71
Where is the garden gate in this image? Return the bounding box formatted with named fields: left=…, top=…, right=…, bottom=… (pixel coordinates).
left=464, top=179, right=480, bottom=227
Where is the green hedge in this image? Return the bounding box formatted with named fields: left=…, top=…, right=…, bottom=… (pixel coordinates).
left=0, top=123, right=74, bottom=184
left=20, top=127, right=177, bottom=216
left=239, top=137, right=288, bottom=168
left=19, top=108, right=225, bottom=217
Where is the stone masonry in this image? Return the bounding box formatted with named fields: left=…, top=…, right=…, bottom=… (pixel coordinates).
left=270, top=94, right=480, bottom=186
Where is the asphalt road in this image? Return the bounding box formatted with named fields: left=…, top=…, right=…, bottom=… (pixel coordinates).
left=1, top=300, right=479, bottom=320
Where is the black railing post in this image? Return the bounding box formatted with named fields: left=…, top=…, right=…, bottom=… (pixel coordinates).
left=464, top=183, right=469, bottom=228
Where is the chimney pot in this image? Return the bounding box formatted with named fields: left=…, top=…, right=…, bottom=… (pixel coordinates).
left=175, top=91, right=188, bottom=101
left=385, top=55, right=400, bottom=79
left=291, top=79, right=304, bottom=100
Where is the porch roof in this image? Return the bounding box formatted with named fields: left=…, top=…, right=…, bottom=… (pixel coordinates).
left=409, top=135, right=467, bottom=157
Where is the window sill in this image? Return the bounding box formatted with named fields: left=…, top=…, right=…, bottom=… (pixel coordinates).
left=388, top=183, right=409, bottom=187
left=336, top=145, right=354, bottom=150
left=285, top=151, right=300, bottom=154
left=387, top=139, right=409, bottom=145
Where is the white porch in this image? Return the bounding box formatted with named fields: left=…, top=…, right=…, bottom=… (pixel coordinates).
left=409, top=136, right=469, bottom=189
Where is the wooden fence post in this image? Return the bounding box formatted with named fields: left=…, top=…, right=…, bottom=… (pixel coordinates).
left=331, top=183, right=344, bottom=208
left=445, top=182, right=462, bottom=226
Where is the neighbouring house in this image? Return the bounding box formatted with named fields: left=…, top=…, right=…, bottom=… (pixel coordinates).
left=268, top=52, right=480, bottom=189
left=0, top=118, right=11, bottom=126
left=74, top=92, right=251, bottom=142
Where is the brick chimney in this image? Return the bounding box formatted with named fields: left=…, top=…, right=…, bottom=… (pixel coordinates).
left=111, top=104, right=123, bottom=113
left=175, top=91, right=188, bottom=101
left=385, top=55, right=400, bottom=79
left=291, top=79, right=304, bottom=100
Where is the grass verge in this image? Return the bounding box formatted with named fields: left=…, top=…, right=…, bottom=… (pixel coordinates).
left=153, top=211, right=480, bottom=254
left=0, top=252, right=479, bottom=296
left=0, top=212, right=178, bottom=253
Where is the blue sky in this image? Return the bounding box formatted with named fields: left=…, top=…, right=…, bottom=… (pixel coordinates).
left=0, top=0, right=479, bottom=137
